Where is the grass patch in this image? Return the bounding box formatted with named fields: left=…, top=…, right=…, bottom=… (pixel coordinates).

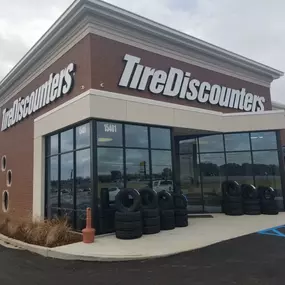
left=0, top=214, right=82, bottom=248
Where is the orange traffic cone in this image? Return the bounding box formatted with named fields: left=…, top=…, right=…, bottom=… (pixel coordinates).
left=82, top=207, right=95, bottom=243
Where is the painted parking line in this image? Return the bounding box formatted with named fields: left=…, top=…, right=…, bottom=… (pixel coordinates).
left=258, top=225, right=285, bottom=238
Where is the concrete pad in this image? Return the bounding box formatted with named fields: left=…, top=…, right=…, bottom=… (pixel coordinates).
left=49, top=213, right=285, bottom=261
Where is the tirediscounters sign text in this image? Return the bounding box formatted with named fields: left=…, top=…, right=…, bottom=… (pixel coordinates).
left=118, top=54, right=266, bottom=112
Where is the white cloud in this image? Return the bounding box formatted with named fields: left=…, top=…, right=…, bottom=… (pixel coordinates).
left=0, top=0, right=284, bottom=102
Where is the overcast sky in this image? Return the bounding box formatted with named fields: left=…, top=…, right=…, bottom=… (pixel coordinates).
left=0, top=0, right=284, bottom=103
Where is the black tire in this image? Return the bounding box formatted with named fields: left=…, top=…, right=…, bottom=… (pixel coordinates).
left=258, top=186, right=276, bottom=201
left=172, top=193, right=187, bottom=209
left=241, top=184, right=259, bottom=200
left=115, top=220, right=142, bottom=231
left=223, top=202, right=243, bottom=211
left=244, top=205, right=261, bottom=212
left=142, top=208, right=159, bottom=218
left=139, top=188, right=158, bottom=209
left=225, top=209, right=244, bottom=216
left=115, top=211, right=141, bottom=222
left=161, top=216, right=175, bottom=227
left=161, top=209, right=175, bottom=217
left=143, top=225, right=160, bottom=234
left=161, top=219, right=175, bottom=230
left=175, top=209, right=188, bottom=216
left=175, top=214, right=188, bottom=224
left=261, top=200, right=278, bottom=211
left=175, top=218, right=188, bottom=227
left=116, top=229, right=142, bottom=240
left=263, top=210, right=279, bottom=215
left=115, top=188, right=141, bottom=213
left=244, top=210, right=261, bottom=215
left=243, top=199, right=260, bottom=206
left=143, top=216, right=160, bottom=226
left=158, top=190, right=174, bottom=210
left=223, top=196, right=242, bottom=203
left=222, top=180, right=241, bottom=197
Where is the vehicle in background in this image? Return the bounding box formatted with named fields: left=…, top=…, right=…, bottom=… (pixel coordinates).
left=153, top=180, right=173, bottom=192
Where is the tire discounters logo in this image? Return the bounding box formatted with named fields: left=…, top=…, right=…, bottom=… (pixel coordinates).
left=1, top=63, right=76, bottom=131
left=118, top=54, right=265, bottom=112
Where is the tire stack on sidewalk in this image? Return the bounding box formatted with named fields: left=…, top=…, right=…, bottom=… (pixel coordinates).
left=158, top=190, right=175, bottom=230
left=139, top=188, right=160, bottom=235
left=241, top=184, right=261, bottom=215
left=222, top=181, right=243, bottom=216
left=115, top=188, right=143, bottom=239
left=172, top=193, right=188, bottom=227
left=258, top=186, right=279, bottom=215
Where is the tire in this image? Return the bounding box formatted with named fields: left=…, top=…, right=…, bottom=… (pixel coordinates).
left=223, top=202, right=243, bottom=211
left=244, top=205, right=261, bottom=212
left=116, top=229, right=142, bottom=240
left=222, top=180, right=241, bottom=197
left=225, top=208, right=243, bottom=216
left=223, top=196, right=242, bottom=203
left=172, top=193, right=187, bottom=209
left=161, top=219, right=175, bottom=230
left=175, top=214, right=188, bottom=223
left=161, top=209, right=175, bottom=218
left=115, top=220, right=142, bottom=231
left=115, top=188, right=141, bottom=213
left=261, top=200, right=278, bottom=210
left=263, top=210, right=279, bottom=215
left=161, top=216, right=175, bottom=226
left=175, top=209, right=188, bottom=216
left=142, top=208, right=159, bottom=218
left=175, top=218, right=188, bottom=227
left=241, top=184, right=259, bottom=200
left=243, top=199, right=260, bottom=206
left=115, top=211, right=141, bottom=222
left=143, top=225, right=160, bottom=234
left=139, top=188, right=158, bottom=209
left=143, top=216, right=160, bottom=226
left=244, top=210, right=261, bottom=215
left=258, top=186, right=276, bottom=201
left=158, top=190, right=174, bottom=210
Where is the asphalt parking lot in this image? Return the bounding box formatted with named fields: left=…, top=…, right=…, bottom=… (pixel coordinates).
left=1, top=227, right=285, bottom=285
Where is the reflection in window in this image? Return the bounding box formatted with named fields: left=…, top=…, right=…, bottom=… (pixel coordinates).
left=199, top=135, right=224, bottom=153
left=60, top=153, right=74, bottom=214
left=150, top=128, right=171, bottom=149
left=252, top=151, right=281, bottom=195
left=199, top=153, right=226, bottom=212
left=125, top=125, right=148, bottom=148
left=224, top=133, right=250, bottom=151
left=97, top=122, right=122, bottom=147
left=126, top=149, right=149, bottom=189
left=49, top=134, right=58, bottom=155
left=251, top=132, right=277, bottom=150
left=97, top=148, right=124, bottom=202
left=47, top=156, right=58, bottom=218
left=226, top=152, right=253, bottom=185
left=179, top=138, right=198, bottom=154
left=151, top=150, right=172, bottom=191
left=76, top=123, right=90, bottom=149
left=60, top=129, right=73, bottom=153
left=76, top=149, right=91, bottom=230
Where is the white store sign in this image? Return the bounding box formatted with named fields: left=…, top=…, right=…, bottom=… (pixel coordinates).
left=1, top=63, right=76, bottom=131
left=118, top=54, right=266, bottom=112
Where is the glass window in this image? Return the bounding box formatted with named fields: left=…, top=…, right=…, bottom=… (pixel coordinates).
left=48, top=134, right=58, bottom=156
left=125, top=125, right=148, bottom=148
left=199, top=153, right=226, bottom=212
left=97, top=122, right=122, bottom=147
left=150, top=128, right=171, bottom=149
left=179, top=138, right=198, bottom=154
left=76, top=123, right=90, bottom=149
left=97, top=148, right=124, bottom=202
left=126, top=149, right=149, bottom=189
left=224, top=133, right=250, bottom=151
left=47, top=156, right=58, bottom=218
left=252, top=151, right=281, bottom=194
left=76, top=149, right=91, bottom=230
left=60, top=152, right=74, bottom=210
left=199, top=135, right=224, bottom=153
left=60, top=129, right=73, bottom=153
left=151, top=150, right=173, bottom=191
left=250, top=132, right=277, bottom=150
left=226, top=152, right=253, bottom=185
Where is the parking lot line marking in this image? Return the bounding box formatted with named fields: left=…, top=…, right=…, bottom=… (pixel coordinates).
left=258, top=225, right=285, bottom=238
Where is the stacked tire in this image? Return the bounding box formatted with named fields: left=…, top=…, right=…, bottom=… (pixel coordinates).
left=139, top=188, right=160, bottom=235
left=241, top=184, right=261, bottom=215
left=222, top=181, right=243, bottom=216
left=115, top=188, right=143, bottom=239
left=258, top=186, right=279, bottom=215
left=173, top=193, right=188, bottom=227
left=158, top=190, right=175, bottom=230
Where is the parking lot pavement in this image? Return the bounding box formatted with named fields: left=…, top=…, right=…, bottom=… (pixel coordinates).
left=1, top=230, right=285, bottom=285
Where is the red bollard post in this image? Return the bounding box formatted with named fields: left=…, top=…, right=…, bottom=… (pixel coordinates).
left=82, top=207, right=95, bottom=243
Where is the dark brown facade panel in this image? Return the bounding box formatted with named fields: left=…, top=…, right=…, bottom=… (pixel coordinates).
left=0, top=35, right=92, bottom=219
left=90, top=34, right=272, bottom=113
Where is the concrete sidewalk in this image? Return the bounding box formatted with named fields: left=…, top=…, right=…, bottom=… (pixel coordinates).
left=49, top=213, right=285, bottom=261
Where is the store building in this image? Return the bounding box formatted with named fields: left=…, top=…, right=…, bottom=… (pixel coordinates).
left=1, top=0, right=285, bottom=233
